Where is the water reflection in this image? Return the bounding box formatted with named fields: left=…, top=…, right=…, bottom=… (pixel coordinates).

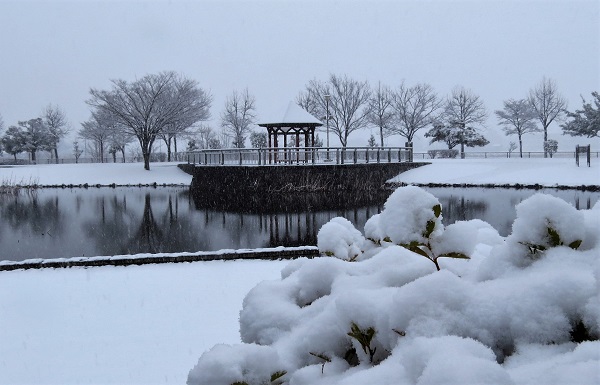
left=0, top=187, right=598, bottom=262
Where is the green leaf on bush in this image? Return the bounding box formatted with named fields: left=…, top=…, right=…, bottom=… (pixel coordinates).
left=440, top=252, right=470, bottom=260
left=433, top=204, right=442, bottom=218
left=348, top=322, right=376, bottom=356
left=548, top=227, right=562, bottom=247
left=383, top=236, right=392, bottom=243
left=323, top=251, right=334, bottom=256
left=309, top=352, right=331, bottom=363
left=423, top=220, right=436, bottom=238
left=401, top=241, right=430, bottom=259
left=270, top=370, right=287, bottom=383
left=568, top=240, right=582, bottom=250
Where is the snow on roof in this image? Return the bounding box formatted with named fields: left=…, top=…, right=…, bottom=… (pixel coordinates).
left=259, top=101, right=323, bottom=126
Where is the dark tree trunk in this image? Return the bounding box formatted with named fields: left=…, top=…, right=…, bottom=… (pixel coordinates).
left=518, top=135, right=523, bottom=158
left=174, top=135, right=178, bottom=161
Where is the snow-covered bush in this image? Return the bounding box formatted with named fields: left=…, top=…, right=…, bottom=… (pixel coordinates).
left=187, top=187, right=599, bottom=385
left=317, top=217, right=365, bottom=261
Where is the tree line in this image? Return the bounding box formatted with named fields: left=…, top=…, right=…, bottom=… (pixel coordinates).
left=0, top=71, right=598, bottom=169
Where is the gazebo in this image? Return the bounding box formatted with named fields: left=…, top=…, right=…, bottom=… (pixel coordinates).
left=258, top=102, right=323, bottom=164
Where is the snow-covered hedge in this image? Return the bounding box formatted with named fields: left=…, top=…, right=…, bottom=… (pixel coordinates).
left=187, top=186, right=599, bottom=385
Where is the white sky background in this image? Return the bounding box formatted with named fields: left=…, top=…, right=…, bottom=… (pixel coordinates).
left=0, top=0, right=598, bottom=153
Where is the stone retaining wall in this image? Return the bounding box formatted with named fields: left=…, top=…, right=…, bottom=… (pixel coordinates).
left=180, top=162, right=427, bottom=193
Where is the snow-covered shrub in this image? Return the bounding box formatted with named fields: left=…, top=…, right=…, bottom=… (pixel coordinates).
left=187, top=189, right=599, bottom=385
left=187, top=343, right=287, bottom=385
left=317, top=217, right=365, bottom=261
left=318, top=186, right=477, bottom=270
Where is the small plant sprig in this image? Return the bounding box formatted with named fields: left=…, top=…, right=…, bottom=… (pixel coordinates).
left=229, top=370, right=287, bottom=385
left=520, top=224, right=582, bottom=258
left=347, top=322, right=377, bottom=364
left=309, top=352, right=331, bottom=374
left=400, top=204, right=469, bottom=271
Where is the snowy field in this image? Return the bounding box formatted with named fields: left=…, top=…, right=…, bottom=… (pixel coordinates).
left=1, top=158, right=599, bottom=384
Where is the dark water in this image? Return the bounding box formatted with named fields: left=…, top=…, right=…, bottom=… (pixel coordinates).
left=0, top=187, right=598, bottom=262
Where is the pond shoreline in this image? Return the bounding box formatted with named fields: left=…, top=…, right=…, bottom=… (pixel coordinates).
left=388, top=181, right=600, bottom=192
left=3, top=181, right=599, bottom=191
left=0, top=246, right=319, bottom=272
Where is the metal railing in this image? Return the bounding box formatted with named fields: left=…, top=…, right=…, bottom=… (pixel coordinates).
left=413, top=151, right=599, bottom=160
left=184, top=146, right=414, bottom=166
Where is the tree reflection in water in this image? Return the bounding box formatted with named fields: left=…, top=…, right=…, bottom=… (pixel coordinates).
left=0, top=187, right=598, bottom=262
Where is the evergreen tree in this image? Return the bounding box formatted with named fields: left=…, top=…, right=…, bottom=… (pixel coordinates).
left=561, top=91, right=600, bottom=138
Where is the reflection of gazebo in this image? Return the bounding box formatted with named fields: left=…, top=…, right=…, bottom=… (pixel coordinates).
left=258, top=102, right=323, bottom=163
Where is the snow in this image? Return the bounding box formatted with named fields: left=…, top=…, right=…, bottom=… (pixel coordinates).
left=391, top=158, right=600, bottom=187
left=260, top=101, right=323, bottom=125
left=1, top=159, right=599, bottom=384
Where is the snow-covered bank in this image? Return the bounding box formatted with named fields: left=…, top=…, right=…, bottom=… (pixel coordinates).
left=0, top=162, right=192, bottom=186
left=391, top=158, right=599, bottom=187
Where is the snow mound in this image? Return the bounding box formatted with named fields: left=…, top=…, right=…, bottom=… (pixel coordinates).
left=187, top=187, right=599, bottom=385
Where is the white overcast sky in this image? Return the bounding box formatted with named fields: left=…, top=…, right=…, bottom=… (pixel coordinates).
left=0, top=0, right=598, bottom=151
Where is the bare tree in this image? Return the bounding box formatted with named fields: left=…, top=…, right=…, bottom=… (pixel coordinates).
left=220, top=88, right=256, bottom=148
left=528, top=77, right=567, bottom=157
left=366, top=82, right=394, bottom=146
left=72, top=141, right=84, bottom=163
left=193, top=124, right=221, bottom=149
left=42, top=104, right=70, bottom=163
left=158, top=76, right=212, bottom=161
left=495, top=98, right=540, bottom=158
left=429, top=86, right=488, bottom=158
left=392, top=82, right=441, bottom=144
left=18, top=118, right=52, bottom=162
left=87, top=71, right=211, bottom=170
left=297, top=74, right=371, bottom=147
left=79, top=109, right=116, bottom=162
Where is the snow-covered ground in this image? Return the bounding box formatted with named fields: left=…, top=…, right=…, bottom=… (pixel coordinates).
left=0, top=162, right=192, bottom=186
left=1, top=158, right=598, bottom=385
left=391, top=157, right=600, bottom=187
left=0, top=260, right=289, bottom=384
left=1, top=157, right=598, bottom=188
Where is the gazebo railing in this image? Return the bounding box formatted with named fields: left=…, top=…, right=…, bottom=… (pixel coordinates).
left=184, top=146, right=414, bottom=166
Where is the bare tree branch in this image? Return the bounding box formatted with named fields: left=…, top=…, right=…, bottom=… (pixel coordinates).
left=391, top=82, right=441, bottom=143
left=528, top=77, right=567, bottom=157
left=220, top=88, right=256, bottom=148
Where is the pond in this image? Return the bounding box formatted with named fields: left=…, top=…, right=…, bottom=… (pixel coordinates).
left=0, top=186, right=598, bottom=262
